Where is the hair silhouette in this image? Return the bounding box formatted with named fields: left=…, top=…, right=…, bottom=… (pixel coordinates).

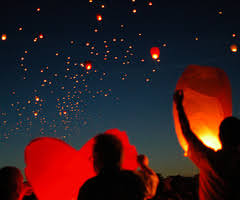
left=219, top=116, right=240, bottom=149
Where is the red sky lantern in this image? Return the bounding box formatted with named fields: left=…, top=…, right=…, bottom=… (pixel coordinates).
left=96, top=14, right=102, bottom=21
left=39, top=34, right=44, bottom=39
left=150, top=47, right=160, bottom=60
left=24, top=129, right=138, bottom=200
left=84, top=61, right=92, bottom=70
left=173, top=65, right=232, bottom=155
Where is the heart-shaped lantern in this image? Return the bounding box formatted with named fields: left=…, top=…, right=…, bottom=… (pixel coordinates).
left=25, top=129, right=138, bottom=200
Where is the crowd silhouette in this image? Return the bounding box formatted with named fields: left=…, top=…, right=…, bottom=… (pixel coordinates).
left=0, top=90, right=240, bottom=200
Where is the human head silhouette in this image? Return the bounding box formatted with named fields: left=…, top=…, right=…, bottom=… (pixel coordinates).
left=0, top=166, right=24, bottom=200
left=219, top=116, right=240, bottom=150
left=93, top=134, right=123, bottom=173
left=137, top=154, right=149, bottom=167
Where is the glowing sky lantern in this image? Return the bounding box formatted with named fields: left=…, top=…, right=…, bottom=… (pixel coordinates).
left=84, top=61, right=92, bottom=70
left=150, top=47, right=160, bottom=60
left=230, top=44, right=238, bottom=52
left=96, top=14, right=102, bottom=21
left=24, top=129, right=138, bottom=200
left=39, top=34, right=44, bottom=39
left=173, top=65, right=232, bottom=155
left=1, top=34, right=7, bottom=41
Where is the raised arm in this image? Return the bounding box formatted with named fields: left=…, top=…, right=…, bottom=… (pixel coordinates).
left=173, top=90, right=209, bottom=155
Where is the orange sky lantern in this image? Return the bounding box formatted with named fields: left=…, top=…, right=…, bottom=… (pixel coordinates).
left=1, top=34, right=7, bottom=41
left=230, top=44, right=238, bottom=52
left=85, top=61, right=92, bottom=70
left=150, top=47, right=160, bottom=60
left=173, top=65, right=232, bottom=155
left=96, top=14, right=102, bottom=21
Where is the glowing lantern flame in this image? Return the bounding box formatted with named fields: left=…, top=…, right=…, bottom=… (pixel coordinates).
left=173, top=65, right=232, bottom=155
left=85, top=61, right=92, bottom=70
left=1, top=34, right=7, bottom=41
left=150, top=47, right=160, bottom=60
left=96, top=14, right=102, bottom=21
left=230, top=44, right=238, bottom=53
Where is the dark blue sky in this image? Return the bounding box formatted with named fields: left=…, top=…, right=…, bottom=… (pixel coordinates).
left=0, top=0, right=240, bottom=176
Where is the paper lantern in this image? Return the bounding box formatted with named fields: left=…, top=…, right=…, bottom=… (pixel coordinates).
left=173, top=65, right=232, bottom=155
left=39, top=34, right=44, bottom=39
left=24, top=129, right=138, bottom=200
left=96, top=14, right=102, bottom=21
left=150, top=47, right=160, bottom=60
left=84, top=61, right=92, bottom=70
left=230, top=44, right=238, bottom=53
left=1, top=34, right=7, bottom=41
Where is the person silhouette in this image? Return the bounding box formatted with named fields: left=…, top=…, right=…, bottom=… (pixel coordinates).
left=78, top=133, right=146, bottom=200
left=136, top=154, right=159, bottom=199
left=174, top=90, right=240, bottom=200
left=0, top=166, right=32, bottom=200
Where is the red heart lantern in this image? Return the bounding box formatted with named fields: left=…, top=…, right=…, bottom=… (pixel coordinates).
left=173, top=65, right=232, bottom=155
left=24, top=129, right=138, bottom=200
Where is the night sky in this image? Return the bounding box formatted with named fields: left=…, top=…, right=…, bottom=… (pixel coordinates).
left=0, top=0, right=240, bottom=177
